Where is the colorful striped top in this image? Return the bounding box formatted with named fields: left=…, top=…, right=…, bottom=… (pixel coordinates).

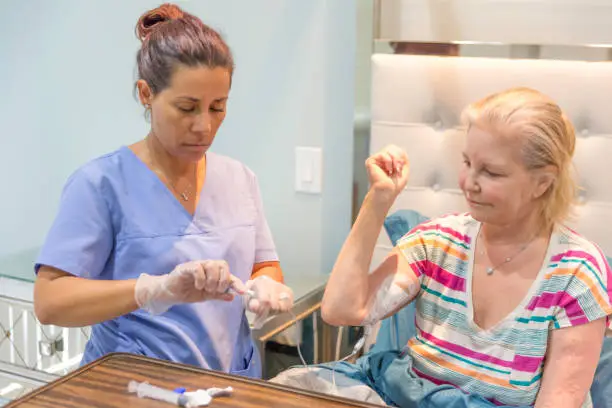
left=396, top=213, right=612, bottom=406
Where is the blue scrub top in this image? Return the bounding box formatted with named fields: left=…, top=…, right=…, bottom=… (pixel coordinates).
left=35, top=146, right=279, bottom=378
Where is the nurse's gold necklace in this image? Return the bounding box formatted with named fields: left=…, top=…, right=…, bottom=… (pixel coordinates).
left=149, top=157, right=196, bottom=202
left=167, top=166, right=197, bottom=201
left=169, top=179, right=192, bottom=201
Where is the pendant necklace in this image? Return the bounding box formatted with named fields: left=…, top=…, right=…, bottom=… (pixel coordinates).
left=149, top=154, right=195, bottom=202
left=479, top=234, right=535, bottom=275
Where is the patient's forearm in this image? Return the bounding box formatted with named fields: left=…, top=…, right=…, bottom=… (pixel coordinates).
left=535, top=391, right=586, bottom=408
left=321, top=190, right=394, bottom=325
left=535, top=319, right=605, bottom=408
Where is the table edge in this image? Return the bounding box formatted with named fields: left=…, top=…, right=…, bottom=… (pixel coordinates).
left=5, top=353, right=384, bottom=408
left=4, top=352, right=114, bottom=407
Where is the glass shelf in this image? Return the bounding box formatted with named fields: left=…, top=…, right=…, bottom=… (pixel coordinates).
left=0, top=248, right=39, bottom=283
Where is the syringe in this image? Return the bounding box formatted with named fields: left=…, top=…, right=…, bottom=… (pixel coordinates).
left=226, top=277, right=255, bottom=298
left=128, top=381, right=190, bottom=407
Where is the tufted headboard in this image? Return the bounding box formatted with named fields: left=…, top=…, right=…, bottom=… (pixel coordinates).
left=370, top=54, right=612, bottom=267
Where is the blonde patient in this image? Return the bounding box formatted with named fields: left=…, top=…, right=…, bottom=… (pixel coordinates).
left=273, top=88, right=612, bottom=408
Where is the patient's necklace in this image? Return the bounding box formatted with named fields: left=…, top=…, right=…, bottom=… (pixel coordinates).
left=478, top=233, right=535, bottom=275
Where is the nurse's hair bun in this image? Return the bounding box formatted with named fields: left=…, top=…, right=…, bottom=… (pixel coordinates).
left=134, top=2, right=233, bottom=95
left=136, top=3, right=186, bottom=42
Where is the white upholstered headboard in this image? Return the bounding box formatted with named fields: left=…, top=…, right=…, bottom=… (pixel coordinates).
left=370, top=54, right=612, bottom=267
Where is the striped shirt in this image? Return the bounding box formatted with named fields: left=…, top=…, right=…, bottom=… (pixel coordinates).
left=397, top=213, right=612, bottom=406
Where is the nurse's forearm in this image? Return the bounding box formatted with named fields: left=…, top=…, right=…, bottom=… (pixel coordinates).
left=34, top=268, right=138, bottom=327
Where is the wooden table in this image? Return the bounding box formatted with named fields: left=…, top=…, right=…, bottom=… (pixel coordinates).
left=5, top=353, right=384, bottom=407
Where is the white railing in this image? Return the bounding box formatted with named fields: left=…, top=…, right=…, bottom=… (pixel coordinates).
left=0, top=360, right=58, bottom=403
left=0, top=295, right=90, bottom=402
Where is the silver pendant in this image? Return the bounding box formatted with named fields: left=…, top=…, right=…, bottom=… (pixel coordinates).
left=181, top=192, right=189, bottom=201
left=486, top=267, right=494, bottom=275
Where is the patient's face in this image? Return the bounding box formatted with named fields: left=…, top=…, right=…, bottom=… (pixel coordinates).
left=458, top=125, right=542, bottom=226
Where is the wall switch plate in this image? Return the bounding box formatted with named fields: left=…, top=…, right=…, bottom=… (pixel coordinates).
left=295, top=147, right=322, bottom=194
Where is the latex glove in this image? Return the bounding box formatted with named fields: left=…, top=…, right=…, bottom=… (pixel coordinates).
left=134, top=260, right=247, bottom=315
left=244, top=276, right=294, bottom=329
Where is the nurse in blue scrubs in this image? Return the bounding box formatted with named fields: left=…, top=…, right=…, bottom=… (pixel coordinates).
left=32, top=3, right=294, bottom=378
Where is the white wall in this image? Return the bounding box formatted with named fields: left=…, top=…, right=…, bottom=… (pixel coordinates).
left=352, top=0, right=375, bottom=215
left=0, top=0, right=356, bottom=280
left=378, top=0, right=612, bottom=46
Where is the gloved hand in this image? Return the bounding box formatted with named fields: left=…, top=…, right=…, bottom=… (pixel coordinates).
left=243, top=276, right=294, bottom=329
left=134, top=260, right=247, bottom=315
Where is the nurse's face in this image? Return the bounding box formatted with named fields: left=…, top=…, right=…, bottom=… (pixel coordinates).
left=143, top=65, right=231, bottom=162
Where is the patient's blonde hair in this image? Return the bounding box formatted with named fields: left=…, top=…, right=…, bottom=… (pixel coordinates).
left=461, top=87, right=577, bottom=229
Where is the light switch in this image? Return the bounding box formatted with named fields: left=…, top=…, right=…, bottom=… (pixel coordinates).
left=295, top=147, right=322, bottom=194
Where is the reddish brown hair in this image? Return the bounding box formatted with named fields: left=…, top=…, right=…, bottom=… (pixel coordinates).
left=135, top=3, right=234, bottom=95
